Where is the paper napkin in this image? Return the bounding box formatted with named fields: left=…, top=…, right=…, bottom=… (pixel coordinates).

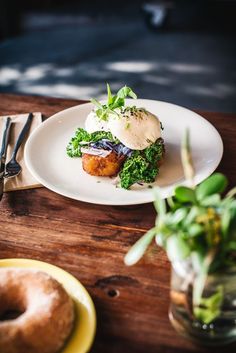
left=0, top=112, right=43, bottom=192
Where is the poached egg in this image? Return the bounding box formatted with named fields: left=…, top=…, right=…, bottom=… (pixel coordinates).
left=85, top=108, right=161, bottom=150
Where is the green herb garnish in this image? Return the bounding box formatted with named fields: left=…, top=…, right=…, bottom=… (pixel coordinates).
left=90, top=84, right=137, bottom=121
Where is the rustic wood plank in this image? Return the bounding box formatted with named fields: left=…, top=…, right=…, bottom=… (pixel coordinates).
left=0, top=94, right=236, bottom=353
left=0, top=93, right=86, bottom=117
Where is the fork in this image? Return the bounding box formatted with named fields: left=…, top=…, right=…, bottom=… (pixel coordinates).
left=4, top=113, right=34, bottom=179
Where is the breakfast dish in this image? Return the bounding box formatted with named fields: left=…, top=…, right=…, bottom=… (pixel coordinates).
left=25, top=97, right=223, bottom=205
left=67, top=85, right=165, bottom=189
left=0, top=268, right=74, bottom=353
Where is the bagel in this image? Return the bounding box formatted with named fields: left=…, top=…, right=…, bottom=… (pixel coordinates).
left=0, top=268, right=74, bottom=353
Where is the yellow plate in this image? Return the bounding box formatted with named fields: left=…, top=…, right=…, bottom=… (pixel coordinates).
left=0, top=258, right=96, bottom=353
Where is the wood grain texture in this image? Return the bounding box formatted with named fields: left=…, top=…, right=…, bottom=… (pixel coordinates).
left=0, top=93, right=236, bottom=353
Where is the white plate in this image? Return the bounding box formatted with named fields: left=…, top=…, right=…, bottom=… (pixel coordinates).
left=25, top=99, right=223, bottom=205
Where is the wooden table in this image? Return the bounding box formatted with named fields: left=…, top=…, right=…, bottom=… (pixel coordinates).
left=0, top=93, right=236, bottom=353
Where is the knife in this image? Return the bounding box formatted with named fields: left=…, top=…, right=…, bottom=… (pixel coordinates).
left=0, top=117, right=12, bottom=200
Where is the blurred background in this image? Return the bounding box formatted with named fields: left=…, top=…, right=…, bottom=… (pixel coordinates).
left=0, top=0, right=235, bottom=112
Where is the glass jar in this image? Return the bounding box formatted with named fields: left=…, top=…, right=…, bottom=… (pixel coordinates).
left=169, top=261, right=236, bottom=346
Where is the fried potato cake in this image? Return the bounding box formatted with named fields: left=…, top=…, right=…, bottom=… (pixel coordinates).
left=82, top=151, right=125, bottom=177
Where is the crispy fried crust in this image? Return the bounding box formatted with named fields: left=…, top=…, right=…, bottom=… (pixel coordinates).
left=82, top=151, right=125, bottom=177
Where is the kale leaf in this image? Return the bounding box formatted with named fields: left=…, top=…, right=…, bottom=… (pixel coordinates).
left=66, top=128, right=118, bottom=157
left=119, top=139, right=164, bottom=189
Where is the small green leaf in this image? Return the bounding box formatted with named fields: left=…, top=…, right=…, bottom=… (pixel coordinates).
left=200, top=194, right=221, bottom=207
left=167, top=197, right=175, bottom=209
left=221, top=207, right=231, bottom=237
left=124, top=228, right=157, bottom=266
left=184, top=206, right=201, bottom=226
left=113, top=97, right=125, bottom=108
left=128, top=90, right=137, bottom=99
left=153, top=189, right=166, bottom=222
left=166, top=235, right=190, bottom=262
left=155, top=232, right=166, bottom=246
left=117, top=86, right=137, bottom=99
left=223, top=203, right=236, bottom=239
left=188, top=223, right=204, bottom=237
left=175, top=186, right=196, bottom=203
left=107, top=83, right=113, bottom=105
left=167, top=208, right=188, bottom=225
left=196, top=173, right=227, bottom=201
left=95, top=108, right=103, bottom=119
left=90, top=98, right=103, bottom=109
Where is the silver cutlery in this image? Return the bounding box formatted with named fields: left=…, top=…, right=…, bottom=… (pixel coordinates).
left=4, top=112, right=34, bottom=179
left=0, top=117, right=12, bottom=200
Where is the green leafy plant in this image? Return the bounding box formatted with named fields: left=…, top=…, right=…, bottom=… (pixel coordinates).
left=125, top=130, right=236, bottom=324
